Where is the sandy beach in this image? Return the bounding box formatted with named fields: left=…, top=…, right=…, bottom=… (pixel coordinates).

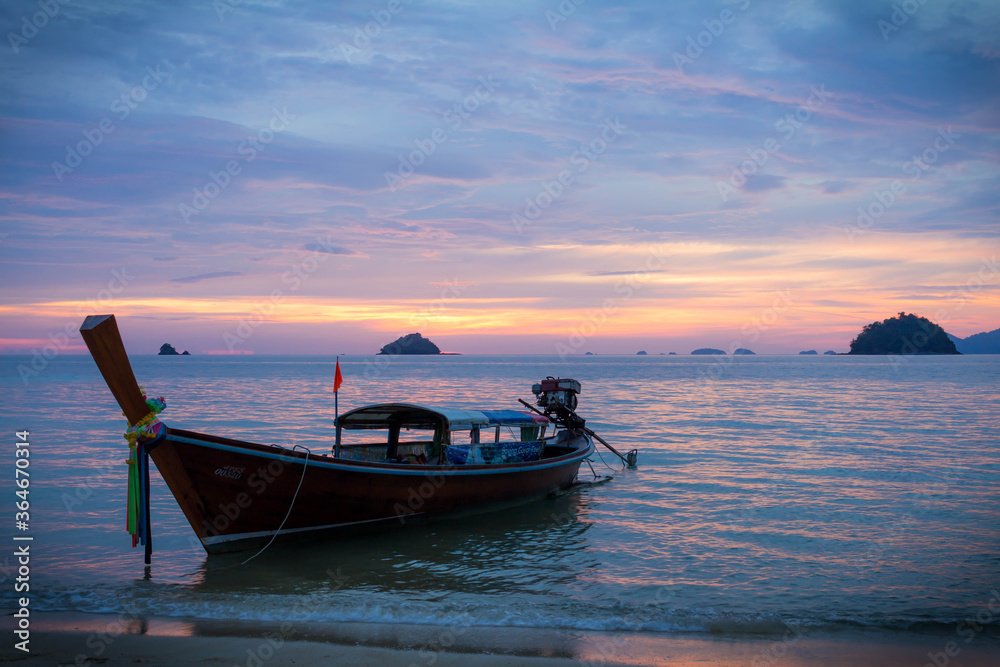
left=10, top=612, right=999, bottom=666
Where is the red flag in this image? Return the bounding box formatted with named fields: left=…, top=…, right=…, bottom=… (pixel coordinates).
left=333, top=359, right=343, bottom=393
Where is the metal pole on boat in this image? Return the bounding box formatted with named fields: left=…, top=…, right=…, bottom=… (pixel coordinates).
left=583, top=426, right=638, bottom=468
left=518, top=398, right=638, bottom=467
left=333, top=356, right=341, bottom=457
left=143, top=446, right=152, bottom=566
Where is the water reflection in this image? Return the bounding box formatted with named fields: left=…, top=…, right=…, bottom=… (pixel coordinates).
left=195, top=491, right=595, bottom=598
left=8, top=354, right=1000, bottom=634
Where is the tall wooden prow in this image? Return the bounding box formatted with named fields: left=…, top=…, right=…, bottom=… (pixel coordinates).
left=79, top=314, right=154, bottom=566
left=80, top=314, right=148, bottom=425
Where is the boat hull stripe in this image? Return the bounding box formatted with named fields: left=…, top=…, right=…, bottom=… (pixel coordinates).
left=199, top=515, right=417, bottom=546
left=167, top=434, right=594, bottom=476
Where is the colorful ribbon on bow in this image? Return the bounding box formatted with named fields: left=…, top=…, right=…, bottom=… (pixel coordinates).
left=124, top=389, right=166, bottom=550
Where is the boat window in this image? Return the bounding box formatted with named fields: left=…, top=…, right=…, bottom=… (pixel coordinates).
left=334, top=409, right=549, bottom=465
left=337, top=422, right=440, bottom=463
left=454, top=423, right=545, bottom=444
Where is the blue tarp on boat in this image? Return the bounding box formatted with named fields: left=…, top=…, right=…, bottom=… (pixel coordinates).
left=446, top=440, right=545, bottom=465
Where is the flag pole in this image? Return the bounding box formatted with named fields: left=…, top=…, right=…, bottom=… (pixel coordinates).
left=333, top=356, right=342, bottom=457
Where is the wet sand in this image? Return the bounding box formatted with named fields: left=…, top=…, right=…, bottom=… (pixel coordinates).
left=14, top=611, right=1000, bottom=666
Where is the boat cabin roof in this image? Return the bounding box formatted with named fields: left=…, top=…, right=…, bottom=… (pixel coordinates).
left=337, top=403, right=550, bottom=431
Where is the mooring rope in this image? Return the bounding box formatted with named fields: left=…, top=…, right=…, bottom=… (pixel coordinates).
left=239, top=446, right=311, bottom=566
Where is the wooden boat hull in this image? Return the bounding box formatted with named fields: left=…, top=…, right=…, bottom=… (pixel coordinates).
left=149, top=427, right=594, bottom=554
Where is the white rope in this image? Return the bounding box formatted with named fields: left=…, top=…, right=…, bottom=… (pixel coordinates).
left=593, top=439, right=620, bottom=471
left=239, top=446, right=311, bottom=565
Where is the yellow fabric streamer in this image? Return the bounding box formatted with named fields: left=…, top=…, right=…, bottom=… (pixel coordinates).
left=122, top=385, right=167, bottom=447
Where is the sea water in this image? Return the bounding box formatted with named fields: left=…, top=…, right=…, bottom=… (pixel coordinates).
left=1, top=354, right=998, bottom=641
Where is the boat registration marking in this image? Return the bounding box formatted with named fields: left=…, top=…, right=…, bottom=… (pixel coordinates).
left=214, top=465, right=245, bottom=480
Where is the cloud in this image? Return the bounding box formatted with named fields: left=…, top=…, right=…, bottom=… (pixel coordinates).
left=0, top=0, right=996, bottom=353
left=302, top=243, right=364, bottom=256
left=171, top=271, right=242, bottom=283
left=819, top=180, right=852, bottom=194
left=588, top=269, right=669, bottom=276
left=741, top=174, right=787, bottom=193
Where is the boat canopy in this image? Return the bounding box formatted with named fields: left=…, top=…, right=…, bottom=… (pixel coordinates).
left=337, top=403, right=550, bottom=431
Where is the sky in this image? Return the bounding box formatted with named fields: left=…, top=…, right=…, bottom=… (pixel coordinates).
left=0, top=0, right=998, bottom=355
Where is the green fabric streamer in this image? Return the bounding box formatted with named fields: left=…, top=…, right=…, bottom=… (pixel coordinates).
left=127, top=453, right=138, bottom=536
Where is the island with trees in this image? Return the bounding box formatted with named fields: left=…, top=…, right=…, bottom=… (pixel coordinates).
left=377, top=333, right=442, bottom=355
left=848, top=312, right=959, bottom=355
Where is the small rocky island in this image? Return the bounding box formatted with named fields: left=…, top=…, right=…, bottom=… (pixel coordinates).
left=377, top=333, right=441, bottom=355
left=733, top=348, right=755, bottom=355
left=691, top=348, right=726, bottom=355
left=849, top=312, right=959, bottom=355
left=158, top=343, right=190, bottom=356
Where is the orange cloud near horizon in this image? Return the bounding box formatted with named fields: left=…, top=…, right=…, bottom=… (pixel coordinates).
left=0, top=234, right=995, bottom=354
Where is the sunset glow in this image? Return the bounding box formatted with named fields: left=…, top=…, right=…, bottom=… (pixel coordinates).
left=1, top=1, right=997, bottom=355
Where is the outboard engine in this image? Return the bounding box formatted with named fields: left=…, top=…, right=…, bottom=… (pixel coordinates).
left=523, top=376, right=637, bottom=468
left=532, top=377, right=581, bottom=412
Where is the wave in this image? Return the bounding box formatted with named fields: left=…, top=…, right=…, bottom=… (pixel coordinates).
left=29, top=583, right=1000, bottom=638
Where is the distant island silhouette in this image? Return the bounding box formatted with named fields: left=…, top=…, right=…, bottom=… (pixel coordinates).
left=849, top=312, right=959, bottom=355
left=158, top=343, right=189, bottom=356
left=948, top=327, right=1000, bottom=354
left=799, top=350, right=818, bottom=355
left=377, top=333, right=441, bottom=355
left=733, top=348, right=755, bottom=355
left=691, top=348, right=725, bottom=355
left=636, top=350, right=647, bottom=355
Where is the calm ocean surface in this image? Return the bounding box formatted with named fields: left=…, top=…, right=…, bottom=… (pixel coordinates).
left=2, top=354, right=999, bottom=640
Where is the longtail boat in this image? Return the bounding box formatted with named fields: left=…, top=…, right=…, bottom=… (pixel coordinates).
left=80, top=315, right=633, bottom=559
